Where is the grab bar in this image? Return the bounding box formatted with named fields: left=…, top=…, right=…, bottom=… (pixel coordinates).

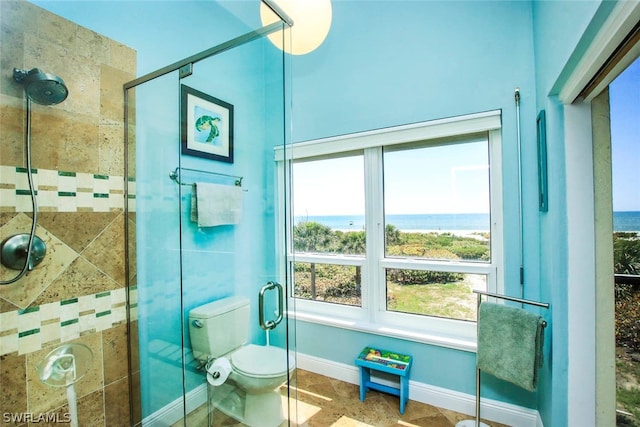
left=259, top=281, right=283, bottom=330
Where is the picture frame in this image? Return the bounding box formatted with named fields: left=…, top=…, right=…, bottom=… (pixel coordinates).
left=181, top=85, right=234, bottom=163
left=536, top=109, right=548, bottom=212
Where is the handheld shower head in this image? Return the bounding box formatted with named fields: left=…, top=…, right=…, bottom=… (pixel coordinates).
left=13, top=68, right=68, bottom=105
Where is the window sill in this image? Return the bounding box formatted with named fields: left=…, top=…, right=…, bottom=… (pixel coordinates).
left=290, top=310, right=477, bottom=353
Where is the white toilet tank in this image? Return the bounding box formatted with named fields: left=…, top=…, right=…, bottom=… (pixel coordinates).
left=189, top=296, right=250, bottom=362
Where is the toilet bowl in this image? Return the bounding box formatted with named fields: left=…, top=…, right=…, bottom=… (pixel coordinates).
left=228, top=344, right=293, bottom=393
left=188, top=296, right=294, bottom=427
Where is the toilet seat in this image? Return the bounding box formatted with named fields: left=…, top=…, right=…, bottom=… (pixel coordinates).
left=230, top=344, right=291, bottom=378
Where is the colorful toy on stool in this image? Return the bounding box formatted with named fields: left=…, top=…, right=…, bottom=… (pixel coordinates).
left=355, top=346, right=413, bottom=414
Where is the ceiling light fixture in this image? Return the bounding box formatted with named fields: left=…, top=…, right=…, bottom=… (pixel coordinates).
left=260, top=0, right=332, bottom=55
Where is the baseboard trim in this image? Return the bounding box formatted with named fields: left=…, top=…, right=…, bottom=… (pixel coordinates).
left=142, top=383, right=207, bottom=427
left=295, top=352, right=542, bottom=427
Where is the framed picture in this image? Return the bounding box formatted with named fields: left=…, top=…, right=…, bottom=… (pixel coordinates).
left=181, top=85, right=234, bottom=163
left=536, top=109, right=548, bottom=212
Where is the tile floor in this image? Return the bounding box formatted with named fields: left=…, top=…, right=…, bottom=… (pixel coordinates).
left=177, top=369, right=510, bottom=427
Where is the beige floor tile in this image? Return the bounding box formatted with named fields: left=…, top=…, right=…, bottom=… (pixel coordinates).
left=174, top=369, right=512, bottom=427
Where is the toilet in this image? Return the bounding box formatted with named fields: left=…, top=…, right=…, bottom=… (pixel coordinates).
left=188, top=295, right=294, bottom=427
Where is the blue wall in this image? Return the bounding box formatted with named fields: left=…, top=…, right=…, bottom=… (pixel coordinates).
left=531, top=1, right=611, bottom=425
left=288, top=0, right=540, bottom=408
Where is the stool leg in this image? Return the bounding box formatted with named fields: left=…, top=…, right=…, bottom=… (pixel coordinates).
left=359, top=367, right=369, bottom=401
left=400, top=377, right=408, bottom=414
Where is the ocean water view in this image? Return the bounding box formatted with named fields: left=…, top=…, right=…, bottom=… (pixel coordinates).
left=294, top=211, right=640, bottom=232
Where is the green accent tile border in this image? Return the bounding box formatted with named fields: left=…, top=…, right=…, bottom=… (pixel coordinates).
left=61, top=319, right=79, bottom=327
left=18, top=328, right=40, bottom=338
left=1, top=167, right=129, bottom=213
left=1, top=287, right=132, bottom=357
left=16, top=167, right=37, bottom=174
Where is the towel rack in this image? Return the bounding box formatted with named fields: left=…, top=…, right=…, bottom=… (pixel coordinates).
left=457, top=291, right=549, bottom=427
left=474, top=289, right=549, bottom=307
left=169, top=166, right=243, bottom=187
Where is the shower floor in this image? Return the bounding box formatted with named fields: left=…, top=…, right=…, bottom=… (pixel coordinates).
left=172, top=369, right=510, bottom=427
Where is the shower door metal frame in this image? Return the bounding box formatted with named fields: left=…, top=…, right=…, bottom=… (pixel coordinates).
left=123, top=21, right=287, bottom=92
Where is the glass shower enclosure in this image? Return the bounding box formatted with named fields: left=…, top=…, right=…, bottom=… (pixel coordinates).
left=124, top=16, right=295, bottom=427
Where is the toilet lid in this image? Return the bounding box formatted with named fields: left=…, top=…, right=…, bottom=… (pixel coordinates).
left=230, top=344, right=292, bottom=378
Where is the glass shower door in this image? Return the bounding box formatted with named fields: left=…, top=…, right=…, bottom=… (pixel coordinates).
left=125, top=69, right=185, bottom=425
left=176, top=28, right=293, bottom=427
left=125, top=19, right=295, bottom=427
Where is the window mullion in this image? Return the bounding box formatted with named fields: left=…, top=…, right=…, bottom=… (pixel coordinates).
left=488, top=128, right=504, bottom=295
left=364, top=147, right=384, bottom=321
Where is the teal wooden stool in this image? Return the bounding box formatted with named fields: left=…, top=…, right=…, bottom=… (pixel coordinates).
left=355, top=346, right=413, bottom=414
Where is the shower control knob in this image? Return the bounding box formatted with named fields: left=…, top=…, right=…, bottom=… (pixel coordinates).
left=192, top=319, right=203, bottom=328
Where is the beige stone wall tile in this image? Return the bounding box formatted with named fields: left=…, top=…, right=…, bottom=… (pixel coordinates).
left=0, top=214, right=77, bottom=309
left=102, top=323, right=128, bottom=385
left=0, top=95, right=25, bottom=167
left=39, top=321, right=61, bottom=348
left=99, top=123, right=124, bottom=177
left=82, top=214, right=126, bottom=286
left=0, top=333, right=18, bottom=355
left=33, top=257, right=120, bottom=307
left=0, top=352, right=28, bottom=418
left=30, top=109, right=99, bottom=174
left=0, top=1, right=40, bottom=34
left=74, top=26, right=109, bottom=66
left=0, top=298, right=18, bottom=314
left=0, top=23, right=25, bottom=99
left=77, top=389, right=105, bottom=427
left=109, top=39, right=137, bottom=74
left=100, top=64, right=131, bottom=124
left=37, top=211, right=120, bottom=253
left=65, top=60, right=101, bottom=118
left=33, top=5, right=77, bottom=48
left=104, top=376, right=131, bottom=427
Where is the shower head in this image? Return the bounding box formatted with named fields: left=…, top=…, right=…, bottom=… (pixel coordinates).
left=13, top=68, right=68, bottom=105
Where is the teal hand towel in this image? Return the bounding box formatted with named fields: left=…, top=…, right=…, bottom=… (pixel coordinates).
left=477, top=301, right=545, bottom=392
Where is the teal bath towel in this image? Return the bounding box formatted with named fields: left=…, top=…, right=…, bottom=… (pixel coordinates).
left=477, top=302, right=545, bottom=392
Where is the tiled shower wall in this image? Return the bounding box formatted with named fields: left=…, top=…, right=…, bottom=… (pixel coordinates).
left=0, top=1, right=136, bottom=425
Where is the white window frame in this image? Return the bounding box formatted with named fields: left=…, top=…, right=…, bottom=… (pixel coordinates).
left=275, top=110, right=504, bottom=350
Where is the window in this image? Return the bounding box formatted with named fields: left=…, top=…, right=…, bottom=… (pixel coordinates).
left=292, top=154, right=365, bottom=307
left=277, top=111, right=503, bottom=347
